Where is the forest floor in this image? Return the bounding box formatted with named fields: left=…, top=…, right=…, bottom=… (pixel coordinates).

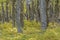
left=0, top=21, right=60, bottom=40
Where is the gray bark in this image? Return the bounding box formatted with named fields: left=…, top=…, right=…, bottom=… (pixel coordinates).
left=26, top=0, right=34, bottom=21
left=40, top=0, right=48, bottom=30
left=15, top=0, right=22, bottom=33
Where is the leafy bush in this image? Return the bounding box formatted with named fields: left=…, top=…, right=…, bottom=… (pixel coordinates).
left=0, top=21, right=60, bottom=40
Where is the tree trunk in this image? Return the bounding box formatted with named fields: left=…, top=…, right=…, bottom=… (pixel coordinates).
left=1, top=2, right=5, bottom=23
left=40, top=0, right=48, bottom=31
left=12, top=0, right=16, bottom=27
left=5, top=1, right=9, bottom=22
left=16, top=0, right=22, bottom=33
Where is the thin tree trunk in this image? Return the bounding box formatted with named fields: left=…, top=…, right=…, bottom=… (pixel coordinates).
left=55, top=0, right=59, bottom=22
left=40, top=0, right=48, bottom=31
left=5, top=1, right=9, bottom=22
left=20, top=0, right=24, bottom=27
left=12, top=0, right=16, bottom=27
left=1, top=2, right=5, bottom=23
left=16, top=0, right=22, bottom=33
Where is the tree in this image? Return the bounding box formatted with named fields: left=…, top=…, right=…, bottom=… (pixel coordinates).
left=40, top=0, right=48, bottom=31
left=12, top=0, right=16, bottom=27
left=5, top=1, right=9, bottom=22
left=20, top=0, right=24, bottom=27
left=15, top=0, right=23, bottom=33
left=0, top=11, right=2, bottom=22
left=1, top=2, right=5, bottom=23
left=26, top=0, right=34, bottom=21
left=35, top=0, right=40, bottom=22
left=55, top=0, right=59, bottom=22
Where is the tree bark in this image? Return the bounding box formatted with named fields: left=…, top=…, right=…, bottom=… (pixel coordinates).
left=1, top=2, right=5, bottom=23
left=40, top=0, right=48, bottom=31
left=16, top=0, right=23, bottom=33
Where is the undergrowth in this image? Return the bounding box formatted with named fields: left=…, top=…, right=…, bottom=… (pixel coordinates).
left=0, top=20, right=60, bottom=40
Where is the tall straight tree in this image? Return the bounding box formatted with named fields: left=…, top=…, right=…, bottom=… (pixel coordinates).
left=0, top=10, right=2, bottom=23
left=48, top=0, right=55, bottom=22
left=58, top=0, right=60, bottom=20
left=25, top=0, right=29, bottom=20
left=55, top=0, right=59, bottom=22
left=12, top=0, right=16, bottom=27
left=26, top=0, right=30, bottom=20
left=20, top=0, right=24, bottom=27
left=16, top=0, right=22, bottom=33
left=0, top=12, right=1, bottom=21
left=35, top=0, right=40, bottom=22
left=26, top=0, right=34, bottom=21
left=46, top=0, right=49, bottom=22
left=5, top=1, right=9, bottom=22
left=1, top=2, right=5, bottom=23
left=29, top=0, right=34, bottom=21
left=40, top=0, right=48, bottom=31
